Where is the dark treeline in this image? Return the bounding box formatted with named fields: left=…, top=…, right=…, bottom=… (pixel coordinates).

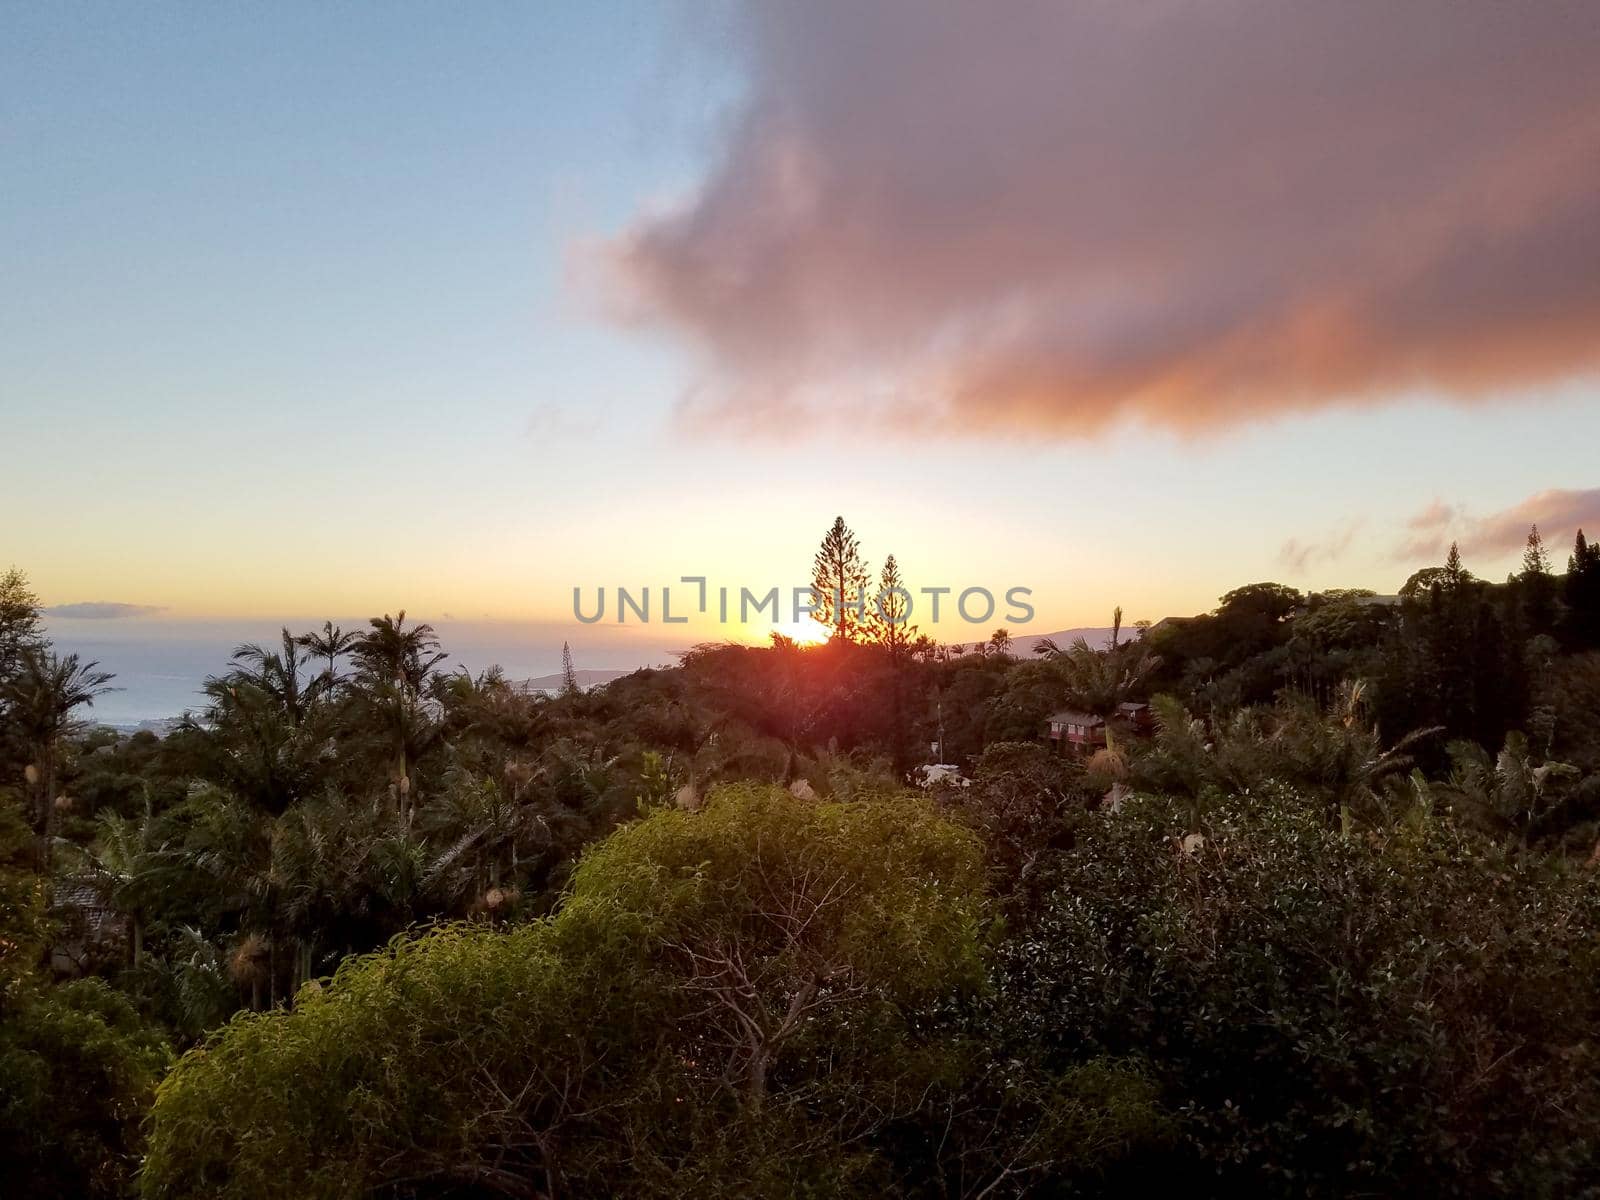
left=6, top=519, right=1600, bottom=1197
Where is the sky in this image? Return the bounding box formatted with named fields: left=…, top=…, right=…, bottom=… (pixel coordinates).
left=5, top=1, right=1600, bottom=705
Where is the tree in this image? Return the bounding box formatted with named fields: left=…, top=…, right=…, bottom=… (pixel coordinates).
left=1400, top=558, right=1478, bottom=599
left=1518, top=525, right=1559, bottom=635
left=191, top=635, right=335, bottom=816
left=351, top=612, right=446, bottom=817
left=0, top=979, right=169, bottom=1198
left=1216, top=582, right=1302, bottom=624
left=811, top=517, right=870, bottom=642
left=352, top=611, right=446, bottom=695
left=1565, top=530, right=1600, bottom=648
left=1522, top=525, right=1551, bottom=576
left=1441, top=540, right=1470, bottom=592
left=294, top=621, right=358, bottom=694
left=2, top=651, right=115, bottom=866
left=141, top=784, right=989, bottom=1198
left=869, top=556, right=917, bottom=775
left=561, top=640, right=579, bottom=697
left=1435, top=732, right=1580, bottom=845
left=868, top=555, right=915, bottom=658
left=0, top=790, right=168, bottom=1199
left=569, top=783, right=984, bottom=1111
left=1004, top=787, right=1600, bottom=1195
left=229, top=629, right=323, bottom=728
left=0, top=566, right=45, bottom=691
left=1035, top=611, right=1160, bottom=718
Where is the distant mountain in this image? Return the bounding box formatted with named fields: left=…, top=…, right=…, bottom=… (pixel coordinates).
left=513, top=668, right=632, bottom=692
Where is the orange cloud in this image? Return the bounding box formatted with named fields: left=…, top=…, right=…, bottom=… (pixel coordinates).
left=603, top=2, right=1600, bottom=438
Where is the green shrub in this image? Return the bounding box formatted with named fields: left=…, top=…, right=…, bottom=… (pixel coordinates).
left=0, top=977, right=169, bottom=1198
left=997, top=785, right=1600, bottom=1195
left=141, top=784, right=992, bottom=1198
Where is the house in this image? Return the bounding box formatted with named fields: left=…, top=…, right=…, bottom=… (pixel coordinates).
left=1046, top=709, right=1107, bottom=755
left=49, top=875, right=129, bottom=976
left=1046, top=702, right=1156, bottom=755
left=1117, top=701, right=1155, bottom=735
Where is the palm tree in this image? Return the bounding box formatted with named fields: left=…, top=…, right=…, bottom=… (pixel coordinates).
left=2, top=650, right=115, bottom=867
left=350, top=614, right=447, bottom=823
left=229, top=628, right=324, bottom=727
left=168, top=786, right=281, bottom=1007
left=1438, top=732, right=1580, bottom=844
left=93, top=792, right=169, bottom=964
left=353, top=611, right=446, bottom=696
left=1035, top=610, right=1160, bottom=717
left=195, top=633, right=334, bottom=815
left=1136, top=682, right=1440, bottom=830
left=1268, top=680, right=1440, bottom=827
left=295, top=621, right=359, bottom=694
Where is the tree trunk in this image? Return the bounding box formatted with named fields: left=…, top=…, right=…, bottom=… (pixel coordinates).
left=746, top=1046, right=769, bottom=1114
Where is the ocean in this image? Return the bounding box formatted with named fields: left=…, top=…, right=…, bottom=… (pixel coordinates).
left=41, top=617, right=691, bottom=728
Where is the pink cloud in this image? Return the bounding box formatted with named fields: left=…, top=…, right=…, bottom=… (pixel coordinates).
left=1279, top=519, right=1364, bottom=574
left=601, top=1, right=1600, bottom=439
left=1394, top=487, right=1600, bottom=566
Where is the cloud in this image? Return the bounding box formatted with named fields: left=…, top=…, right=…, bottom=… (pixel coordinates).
left=1279, top=520, right=1363, bottom=574
left=601, top=1, right=1600, bottom=438
left=44, top=602, right=165, bottom=620
left=1391, top=499, right=1460, bottom=561
left=1393, top=487, right=1600, bottom=565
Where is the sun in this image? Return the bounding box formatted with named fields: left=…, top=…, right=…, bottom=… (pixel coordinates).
left=766, top=619, right=831, bottom=646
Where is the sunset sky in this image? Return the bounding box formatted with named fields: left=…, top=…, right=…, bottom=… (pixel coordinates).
left=6, top=1, right=1600, bottom=666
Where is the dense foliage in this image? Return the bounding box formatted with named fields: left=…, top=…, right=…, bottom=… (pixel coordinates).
left=8, top=521, right=1600, bottom=1195
left=143, top=785, right=1002, bottom=1198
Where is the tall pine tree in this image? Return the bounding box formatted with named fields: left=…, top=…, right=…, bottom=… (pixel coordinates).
left=1518, top=524, right=1558, bottom=634
left=870, top=555, right=917, bottom=776
left=869, top=555, right=916, bottom=658
left=1522, top=525, right=1551, bottom=576
left=560, top=641, right=579, bottom=697
left=1566, top=530, right=1600, bottom=648
left=811, top=517, right=870, bottom=642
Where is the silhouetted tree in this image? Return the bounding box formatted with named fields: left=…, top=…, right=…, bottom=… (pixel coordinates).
left=295, top=621, right=359, bottom=694
left=811, top=517, right=870, bottom=642
left=1522, top=525, right=1551, bottom=576
left=1566, top=530, right=1600, bottom=648
left=1518, top=525, right=1558, bottom=634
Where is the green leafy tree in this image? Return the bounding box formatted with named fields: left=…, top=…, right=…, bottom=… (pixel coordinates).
left=142, top=784, right=988, bottom=1197
left=0, top=566, right=45, bottom=696
left=0, top=789, right=169, bottom=1198
left=1000, top=787, right=1600, bottom=1195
